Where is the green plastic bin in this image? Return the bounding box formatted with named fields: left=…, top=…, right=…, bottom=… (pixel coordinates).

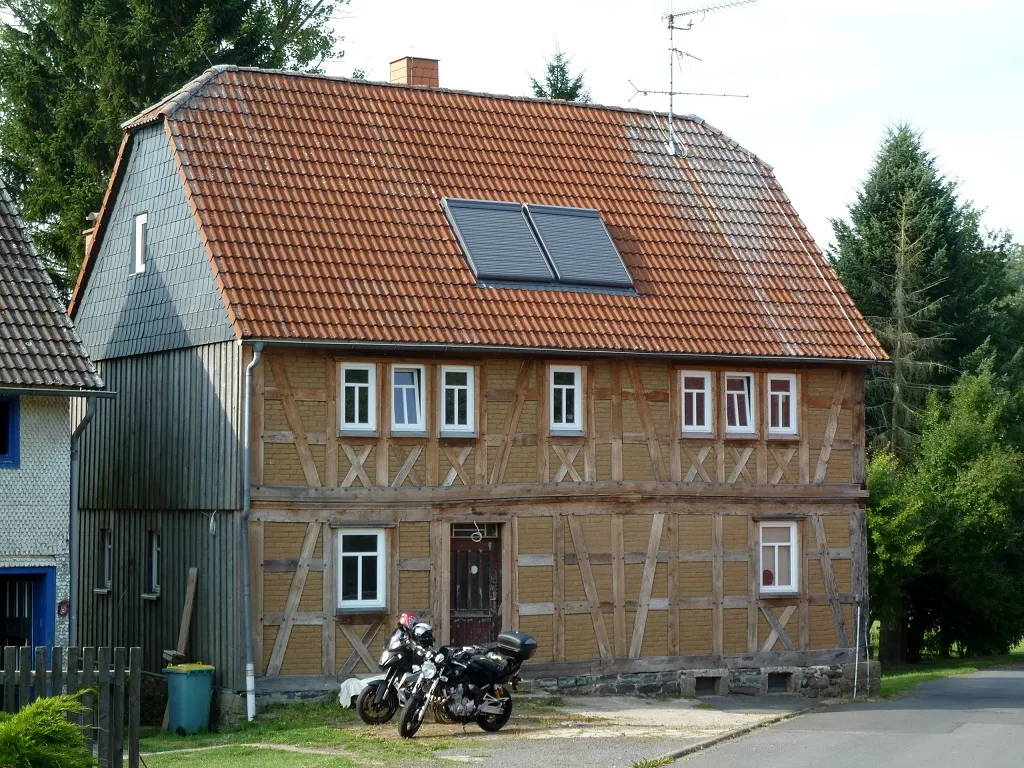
left=164, top=663, right=214, bottom=734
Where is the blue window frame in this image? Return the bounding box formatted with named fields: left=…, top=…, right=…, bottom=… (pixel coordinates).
left=0, top=396, right=19, bottom=469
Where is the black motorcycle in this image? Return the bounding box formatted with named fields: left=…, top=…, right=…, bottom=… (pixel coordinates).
left=356, top=614, right=434, bottom=724
left=397, top=630, right=537, bottom=738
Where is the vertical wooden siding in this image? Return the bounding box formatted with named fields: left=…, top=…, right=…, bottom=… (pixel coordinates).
left=77, top=509, right=242, bottom=690
left=73, top=342, right=243, bottom=511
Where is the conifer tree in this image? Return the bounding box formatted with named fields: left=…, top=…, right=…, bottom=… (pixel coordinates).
left=529, top=48, right=591, bottom=103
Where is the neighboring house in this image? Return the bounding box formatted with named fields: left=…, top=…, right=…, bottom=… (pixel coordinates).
left=0, top=183, right=105, bottom=653
left=68, top=58, right=885, bottom=711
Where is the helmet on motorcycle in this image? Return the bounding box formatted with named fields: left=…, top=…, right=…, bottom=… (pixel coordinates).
left=412, top=622, right=435, bottom=647
left=398, top=612, right=419, bottom=631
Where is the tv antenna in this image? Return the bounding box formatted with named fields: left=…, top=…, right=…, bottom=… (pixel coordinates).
left=632, top=1, right=756, bottom=156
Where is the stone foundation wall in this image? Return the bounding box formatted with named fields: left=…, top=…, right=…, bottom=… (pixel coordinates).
left=530, top=660, right=881, bottom=700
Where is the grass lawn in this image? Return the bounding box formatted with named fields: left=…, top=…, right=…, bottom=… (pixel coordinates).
left=138, top=700, right=452, bottom=766
left=140, top=745, right=357, bottom=768
left=879, top=645, right=1024, bottom=698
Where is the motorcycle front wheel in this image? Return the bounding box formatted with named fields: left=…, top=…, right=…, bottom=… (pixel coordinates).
left=476, top=696, right=513, bottom=732
left=356, top=681, right=398, bottom=725
left=398, top=691, right=427, bottom=739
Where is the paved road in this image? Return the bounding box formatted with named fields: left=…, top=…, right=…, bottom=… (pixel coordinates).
left=679, top=668, right=1024, bottom=767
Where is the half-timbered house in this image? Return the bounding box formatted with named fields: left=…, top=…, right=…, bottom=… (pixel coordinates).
left=69, top=58, right=884, bottom=712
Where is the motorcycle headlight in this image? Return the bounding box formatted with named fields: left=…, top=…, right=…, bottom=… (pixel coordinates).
left=421, top=661, right=437, bottom=680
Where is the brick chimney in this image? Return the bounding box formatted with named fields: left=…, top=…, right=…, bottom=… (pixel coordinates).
left=389, top=57, right=439, bottom=87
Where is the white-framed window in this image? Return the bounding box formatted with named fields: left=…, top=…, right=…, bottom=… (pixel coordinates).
left=134, top=213, right=148, bottom=273
left=99, top=528, right=112, bottom=591
left=145, top=530, right=161, bottom=596
left=681, top=371, right=712, bottom=433
left=441, top=365, right=475, bottom=434
left=340, top=363, right=376, bottom=432
left=550, top=365, right=583, bottom=432
left=725, top=373, right=755, bottom=434
left=768, top=374, right=798, bottom=436
left=760, top=521, right=798, bottom=594
left=337, top=529, right=387, bottom=612
left=392, top=365, right=426, bottom=432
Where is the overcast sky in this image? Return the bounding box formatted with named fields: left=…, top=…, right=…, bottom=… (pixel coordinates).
left=328, top=0, right=1023, bottom=251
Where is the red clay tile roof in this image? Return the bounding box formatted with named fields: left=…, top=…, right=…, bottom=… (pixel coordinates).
left=2, top=183, right=103, bottom=390
left=74, top=66, right=884, bottom=362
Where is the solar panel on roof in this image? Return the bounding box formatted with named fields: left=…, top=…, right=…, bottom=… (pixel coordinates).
left=442, top=198, right=555, bottom=283
left=524, top=204, right=633, bottom=289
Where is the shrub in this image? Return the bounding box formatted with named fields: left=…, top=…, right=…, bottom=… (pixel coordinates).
left=0, top=694, right=92, bottom=768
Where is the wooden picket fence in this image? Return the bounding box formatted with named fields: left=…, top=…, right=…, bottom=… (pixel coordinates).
left=0, top=646, right=142, bottom=768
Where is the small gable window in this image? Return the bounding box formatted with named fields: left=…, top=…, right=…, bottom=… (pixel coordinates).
left=725, top=373, right=755, bottom=434
left=144, top=531, right=161, bottom=597
left=340, top=363, right=376, bottom=432
left=550, top=365, right=583, bottom=433
left=768, top=374, right=798, bottom=436
left=441, top=366, right=475, bottom=434
left=681, top=372, right=712, bottom=434
left=134, top=213, right=148, bottom=274
left=0, top=397, right=20, bottom=469
left=392, top=365, right=426, bottom=432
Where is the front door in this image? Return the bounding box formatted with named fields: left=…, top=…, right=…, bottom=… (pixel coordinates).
left=450, top=524, right=502, bottom=646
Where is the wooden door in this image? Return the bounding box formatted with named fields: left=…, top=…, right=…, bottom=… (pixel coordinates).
left=450, top=525, right=502, bottom=646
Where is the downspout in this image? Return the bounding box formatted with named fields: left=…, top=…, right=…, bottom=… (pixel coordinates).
left=240, top=342, right=264, bottom=722
left=69, top=397, right=98, bottom=647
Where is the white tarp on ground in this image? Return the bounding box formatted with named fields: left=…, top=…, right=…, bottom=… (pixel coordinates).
left=338, top=675, right=385, bottom=707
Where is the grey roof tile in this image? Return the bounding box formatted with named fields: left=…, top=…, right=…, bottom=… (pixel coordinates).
left=0, top=183, right=104, bottom=390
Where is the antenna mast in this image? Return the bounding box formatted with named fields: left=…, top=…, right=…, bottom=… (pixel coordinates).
left=659, top=0, right=757, bottom=155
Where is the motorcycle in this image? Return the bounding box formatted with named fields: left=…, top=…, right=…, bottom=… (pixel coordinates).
left=397, top=630, right=538, bottom=738
left=355, top=614, right=435, bottom=724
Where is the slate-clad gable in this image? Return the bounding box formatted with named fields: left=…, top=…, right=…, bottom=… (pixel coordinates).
left=73, top=125, right=235, bottom=360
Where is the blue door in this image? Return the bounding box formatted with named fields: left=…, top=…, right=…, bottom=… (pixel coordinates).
left=0, top=568, right=56, bottom=651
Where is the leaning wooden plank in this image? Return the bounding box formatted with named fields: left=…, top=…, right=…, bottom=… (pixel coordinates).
left=812, top=514, right=849, bottom=647
left=567, top=516, right=613, bottom=661
left=851, top=369, right=867, bottom=484
left=813, top=371, right=850, bottom=484
left=266, top=524, right=320, bottom=676
left=161, top=567, right=199, bottom=731
left=667, top=515, right=680, bottom=656
left=269, top=356, right=321, bottom=487
left=322, top=522, right=337, bottom=676
left=629, top=513, right=666, bottom=659
left=747, top=517, right=759, bottom=652
left=325, top=359, right=339, bottom=487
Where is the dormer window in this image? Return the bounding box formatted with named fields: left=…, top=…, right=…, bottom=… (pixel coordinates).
left=134, top=213, right=148, bottom=273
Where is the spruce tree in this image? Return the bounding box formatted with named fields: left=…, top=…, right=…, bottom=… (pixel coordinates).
left=831, top=125, right=1012, bottom=455
left=529, top=48, right=591, bottom=103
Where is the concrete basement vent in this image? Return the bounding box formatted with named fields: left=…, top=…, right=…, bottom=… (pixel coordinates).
left=767, top=672, right=791, bottom=693
left=695, top=676, right=719, bottom=696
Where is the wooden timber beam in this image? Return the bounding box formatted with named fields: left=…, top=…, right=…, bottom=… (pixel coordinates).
left=491, top=361, right=534, bottom=485
left=628, top=513, right=666, bottom=659
left=811, top=514, right=849, bottom=647
left=813, top=371, right=851, bottom=484
left=567, top=516, right=613, bottom=660
left=269, top=357, right=321, bottom=487
left=628, top=361, right=667, bottom=481
left=265, top=522, right=319, bottom=675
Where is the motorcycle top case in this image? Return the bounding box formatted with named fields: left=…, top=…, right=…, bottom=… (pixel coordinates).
left=495, top=631, right=537, bottom=662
